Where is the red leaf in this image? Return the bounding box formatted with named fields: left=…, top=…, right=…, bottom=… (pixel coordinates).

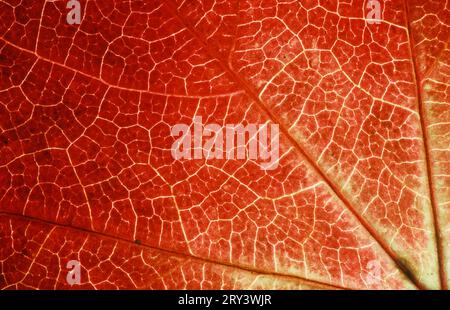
left=0, top=0, right=448, bottom=290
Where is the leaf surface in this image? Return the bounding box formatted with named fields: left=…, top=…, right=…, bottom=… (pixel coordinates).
left=0, top=0, right=448, bottom=290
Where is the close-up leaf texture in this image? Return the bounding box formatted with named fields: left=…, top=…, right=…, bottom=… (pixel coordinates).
left=0, top=0, right=449, bottom=290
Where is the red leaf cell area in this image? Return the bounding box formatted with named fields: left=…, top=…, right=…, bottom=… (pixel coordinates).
left=0, top=0, right=449, bottom=290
